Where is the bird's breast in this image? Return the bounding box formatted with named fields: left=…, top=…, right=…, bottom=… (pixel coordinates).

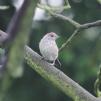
left=39, top=40, right=58, bottom=61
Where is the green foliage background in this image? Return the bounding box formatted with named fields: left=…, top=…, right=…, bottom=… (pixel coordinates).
left=0, top=0, right=101, bottom=101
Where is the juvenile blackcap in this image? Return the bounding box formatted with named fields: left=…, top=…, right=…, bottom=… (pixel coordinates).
left=39, top=32, right=59, bottom=65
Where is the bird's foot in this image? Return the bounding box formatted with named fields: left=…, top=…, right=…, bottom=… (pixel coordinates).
left=40, top=57, right=55, bottom=66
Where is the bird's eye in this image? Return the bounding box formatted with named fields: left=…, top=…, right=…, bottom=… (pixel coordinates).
left=50, top=34, right=54, bottom=37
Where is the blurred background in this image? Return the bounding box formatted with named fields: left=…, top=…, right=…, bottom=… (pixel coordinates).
left=0, top=0, right=101, bottom=101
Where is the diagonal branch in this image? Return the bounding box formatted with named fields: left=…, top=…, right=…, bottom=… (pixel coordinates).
left=59, top=20, right=101, bottom=51
left=81, top=20, right=101, bottom=29
left=38, top=4, right=81, bottom=28
left=0, top=30, right=101, bottom=101
left=24, top=45, right=100, bottom=101
left=59, top=29, right=80, bottom=51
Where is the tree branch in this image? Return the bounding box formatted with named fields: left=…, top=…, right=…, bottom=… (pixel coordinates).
left=0, top=30, right=101, bottom=100
left=38, top=4, right=101, bottom=52
left=59, top=29, right=80, bottom=51
left=59, top=20, right=101, bottom=51
left=37, top=4, right=81, bottom=28
left=38, top=4, right=101, bottom=29
left=81, top=20, right=101, bottom=29
left=24, top=45, right=100, bottom=101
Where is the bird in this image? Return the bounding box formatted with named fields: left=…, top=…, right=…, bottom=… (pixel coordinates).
left=39, top=32, right=59, bottom=65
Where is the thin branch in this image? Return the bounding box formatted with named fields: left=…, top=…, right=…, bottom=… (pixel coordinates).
left=38, top=4, right=101, bottom=29
left=38, top=4, right=81, bottom=28
left=81, top=20, right=101, bottom=29
left=59, top=29, right=80, bottom=51
left=59, top=20, right=101, bottom=52
left=24, top=45, right=100, bottom=101
left=50, top=12, right=81, bottom=28
left=38, top=4, right=101, bottom=52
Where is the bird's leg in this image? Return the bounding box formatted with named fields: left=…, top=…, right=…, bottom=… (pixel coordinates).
left=40, top=56, right=55, bottom=65
left=40, top=56, right=52, bottom=63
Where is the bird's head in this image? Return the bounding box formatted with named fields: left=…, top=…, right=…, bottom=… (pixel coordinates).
left=44, top=32, right=59, bottom=41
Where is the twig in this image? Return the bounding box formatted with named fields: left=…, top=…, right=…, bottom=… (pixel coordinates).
left=38, top=4, right=101, bottom=52
left=81, top=20, right=101, bottom=29
left=50, top=12, right=81, bottom=28
left=59, top=29, right=80, bottom=51
left=38, top=4, right=81, bottom=28
left=59, top=20, right=101, bottom=51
